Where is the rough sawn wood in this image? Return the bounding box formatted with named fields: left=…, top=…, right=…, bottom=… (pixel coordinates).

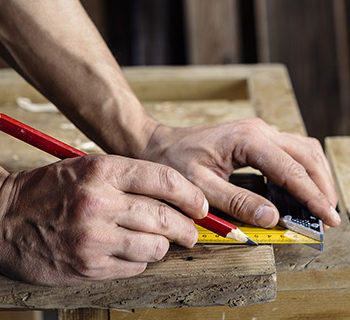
left=0, top=245, right=275, bottom=309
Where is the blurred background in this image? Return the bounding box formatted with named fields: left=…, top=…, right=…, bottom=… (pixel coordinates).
left=1, top=0, right=349, bottom=142
left=0, top=2, right=348, bottom=319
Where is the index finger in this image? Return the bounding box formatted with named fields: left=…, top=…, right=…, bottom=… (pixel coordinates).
left=100, top=156, right=208, bottom=219
left=246, top=143, right=341, bottom=227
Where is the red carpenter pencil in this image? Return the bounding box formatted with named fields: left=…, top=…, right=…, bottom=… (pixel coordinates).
left=0, top=113, right=258, bottom=245
left=193, top=213, right=258, bottom=245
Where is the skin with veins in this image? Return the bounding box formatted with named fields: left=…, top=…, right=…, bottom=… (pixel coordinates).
left=0, top=0, right=339, bottom=285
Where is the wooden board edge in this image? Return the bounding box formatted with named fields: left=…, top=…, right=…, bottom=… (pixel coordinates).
left=325, top=136, right=350, bottom=216
left=247, top=64, right=307, bottom=136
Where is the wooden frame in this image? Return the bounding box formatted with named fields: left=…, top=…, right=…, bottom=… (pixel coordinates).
left=0, top=65, right=349, bottom=319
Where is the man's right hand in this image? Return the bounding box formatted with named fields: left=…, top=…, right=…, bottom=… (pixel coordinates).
left=0, top=155, right=208, bottom=286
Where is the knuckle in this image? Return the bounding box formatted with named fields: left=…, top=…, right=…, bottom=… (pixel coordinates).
left=158, top=166, right=180, bottom=193
left=308, top=137, right=323, bottom=150
left=188, top=225, right=198, bottom=246
left=232, top=120, right=263, bottom=165
left=307, top=138, right=325, bottom=165
left=310, top=149, right=324, bottom=165
left=87, top=156, right=110, bottom=177
left=190, top=189, right=204, bottom=212
left=236, top=118, right=269, bottom=135
left=228, top=191, right=250, bottom=218
left=121, top=235, right=134, bottom=253
left=235, top=119, right=257, bottom=137
left=286, top=161, right=308, bottom=181
left=157, top=203, right=170, bottom=231
left=73, top=188, right=103, bottom=218
left=151, top=237, right=169, bottom=260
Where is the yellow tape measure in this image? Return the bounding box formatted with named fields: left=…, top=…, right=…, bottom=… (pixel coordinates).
left=196, top=222, right=322, bottom=245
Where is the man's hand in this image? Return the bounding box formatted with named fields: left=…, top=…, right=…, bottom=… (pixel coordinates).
left=143, top=118, right=339, bottom=228
left=0, top=155, right=208, bottom=286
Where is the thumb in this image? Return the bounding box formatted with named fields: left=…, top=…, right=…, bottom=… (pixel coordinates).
left=196, top=168, right=279, bottom=228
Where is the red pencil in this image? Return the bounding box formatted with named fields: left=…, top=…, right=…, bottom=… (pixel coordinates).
left=0, top=113, right=258, bottom=245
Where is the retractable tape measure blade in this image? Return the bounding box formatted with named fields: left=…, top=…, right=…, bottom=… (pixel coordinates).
left=196, top=173, right=324, bottom=250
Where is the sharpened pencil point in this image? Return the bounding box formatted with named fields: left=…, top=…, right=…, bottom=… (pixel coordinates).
left=246, top=237, right=259, bottom=246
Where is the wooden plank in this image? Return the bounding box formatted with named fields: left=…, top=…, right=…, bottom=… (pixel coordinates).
left=253, top=0, right=342, bottom=141
left=110, top=288, right=350, bottom=320
left=1, top=66, right=349, bottom=316
left=325, top=137, right=350, bottom=216
left=0, top=245, right=276, bottom=309
left=254, top=0, right=270, bottom=62
left=0, top=311, right=41, bottom=320
left=0, top=98, right=254, bottom=173
left=105, top=1, right=186, bottom=65
left=333, top=0, right=350, bottom=136
left=249, top=69, right=350, bottom=282
left=58, top=308, right=108, bottom=320
left=0, top=66, right=250, bottom=104
left=248, top=65, right=307, bottom=135
left=184, top=0, right=241, bottom=64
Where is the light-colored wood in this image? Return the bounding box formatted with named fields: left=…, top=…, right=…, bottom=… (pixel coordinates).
left=254, top=0, right=270, bottom=62
left=0, top=245, right=276, bottom=309
left=1, top=65, right=292, bottom=104
left=110, top=288, right=350, bottom=320
left=184, top=0, right=241, bottom=64
left=0, top=66, right=349, bottom=318
left=0, top=98, right=254, bottom=173
left=0, top=311, right=42, bottom=320
left=325, top=137, right=350, bottom=216
left=248, top=65, right=307, bottom=135
left=58, top=308, right=108, bottom=320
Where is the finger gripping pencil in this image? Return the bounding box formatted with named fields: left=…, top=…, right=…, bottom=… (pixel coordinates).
left=0, top=113, right=257, bottom=245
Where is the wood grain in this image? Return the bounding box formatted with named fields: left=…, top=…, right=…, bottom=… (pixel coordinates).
left=58, top=308, right=108, bottom=320
left=254, top=0, right=344, bottom=140
left=325, top=137, right=350, bottom=216
left=248, top=65, right=307, bottom=135
left=110, top=288, right=350, bottom=320
left=0, top=245, right=276, bottom=309
left=184, top=0, right=241, bottom=64
left=0, top=311, right=41, bottom=320
left=0, top=66, right=349, bottom=317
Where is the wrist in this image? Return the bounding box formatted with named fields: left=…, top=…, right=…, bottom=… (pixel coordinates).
left=141, top=124, right=179, bottom=162
left=105, top=96, right=160, bottom=158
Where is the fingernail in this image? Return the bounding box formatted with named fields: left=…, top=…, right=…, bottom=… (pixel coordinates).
left=202, top=198, right=209, bottom=217
left=254, top=205, right=277, bottom=228
left=330, top=206, right=341, bottom=224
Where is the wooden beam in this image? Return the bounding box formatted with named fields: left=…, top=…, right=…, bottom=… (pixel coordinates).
left=184, top=0, right=241, bottom=64
left=58, top=308, right=109, bottom=320
left=0, top=311, right=41, bottom=320
left=110, top=286, right=350, bottom=320
left=333, top=0, right=350, bottom=135
left=0, top=245, right=276, bottom=309
left=253, top=0, right=343, bottom=141
left=248, top=65, right=307, bottom=135
left=325, top=136, right=350, bottom=216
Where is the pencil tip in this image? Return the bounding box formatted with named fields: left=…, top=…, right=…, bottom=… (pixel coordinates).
left=246, top=237, right=259, bottom=246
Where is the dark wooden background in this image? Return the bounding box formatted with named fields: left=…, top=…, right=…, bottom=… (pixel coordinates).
left=1, top=0, right=349, bottom=141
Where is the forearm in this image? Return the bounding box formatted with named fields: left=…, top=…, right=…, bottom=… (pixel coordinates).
left=0, top=0, right=157, bottom=157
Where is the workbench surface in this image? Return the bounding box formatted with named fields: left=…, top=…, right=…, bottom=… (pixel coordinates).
left=1, top=65, right=350, bottom=319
